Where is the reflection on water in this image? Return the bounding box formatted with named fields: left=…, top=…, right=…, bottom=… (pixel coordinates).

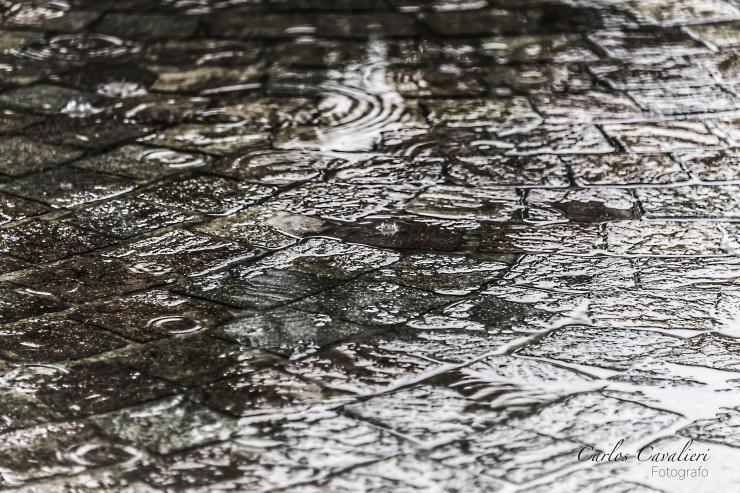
left=275, top=38, right=425, bottom=152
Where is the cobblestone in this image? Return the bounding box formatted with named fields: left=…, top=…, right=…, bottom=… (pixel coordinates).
left=589, top=56, right=714, bottom=90
left=1, top=0, right=740, bottom=490
left=71, top=289, right=232, bottom=342
left=71, top=144, right=211, bottom=180
left=602, top=120, right=725, bottom=153
left=674, top=149, right=740, bottom=181
left=518, top=326, right=683, bottom=370
left=636, top=184, right=740, bottom=219
left=449, top=154, right=569, bottom=188
left=105, top=228, right=261, bottom=276
left=113, top=333, right=278, bottom=387
left=0, top=136, right=83, bottom=176
left=0, top=315, right=125, bottom=363
left=564, top=153, right=690, bottom=186
left=63, top=197, right=198, bottom=239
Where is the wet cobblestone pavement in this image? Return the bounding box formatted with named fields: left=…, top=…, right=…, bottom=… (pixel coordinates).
left=1, top=0, right=740, bottom=491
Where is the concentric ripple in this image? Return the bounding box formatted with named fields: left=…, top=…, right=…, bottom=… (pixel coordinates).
left=315, top=81, right=422, bottom=152
left=18, top=33, right=138, bottom=61
left=138, top=148, right=210, bottom=169
left=279, top=40, right=427, bottom=153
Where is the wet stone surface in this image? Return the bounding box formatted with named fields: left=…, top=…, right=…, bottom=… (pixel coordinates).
left=285, top=340, right=440, bottom=395
left=265, top=182, right=410, bottom=221
left=213, top=307, right=374, bottom=358
left=179, top=264, right=340, bottom=310
left=71, top=144, right=212, bottom=181
left=486, top=62, right=594, bottom=94
left=0, top=192, right=48, bottom=225
left=0, top=108, right=44, bottom=133
left=328, top=156, right=444, bottom=187
left=674, top=149, right=740, bottom=182
left=111, top=333, right=278, bottom=387
left=91, top=395, right=236, bottom=455
left=0, top=136, right=83, bottom=177
left=138, top=175, right=275, bottom=215
left=141, top=123, right=270, bottom=155
left=431, top=423, right=583, bottom=484
left=406, top=185, right=522, bottom=220
left=636, top=184, right=740, bottom=219
left=605, top=220, right=736, bottom=255
left=449, top=155, right=570, bottom=188
left=587, top=28, right=708, bottom=58
left=208, top=150, right=333, bottom=185
left=0, top=283, right=69, bottom=325
left=237, top=237, right=401, bottom=281
left=589, top=56, right=715, bottom=91
left=502, top=255, right=636, bottom=292
left=2, top=1, right=740, bottom=491
left=0, top=219, right=113, bottom=262
left=105, top=228, right=262, bottom=277
left=531, top=90, right=644, bottom=124
left=0, top=83, right=103, bottom=114
left=24, top=118, right=155, bottom=150
left=7, top=361, right=177, bottom=418
left=133, top=440, right=317, bottom=491
left=630, top=85, right=740, bottom=115
left=603, top=120, right=725, bottom=153
left=564, top=153, right=691, bottom=186
left=0, top=315, right=125, bottom=364
left=1, top=167, right=136, bottom=208
left=368, top=252, right=508, bottom=295
left=424, top=97, right=542, bottom=128
left=0, top=422, right=135, bottom=485
left=71, top=289, right=233, bottom=342
left=187, top=368, right=339, bottom=420
left=518, top=326, right=683, bottom=370
left=192, top=205, right=302, bottom=249
left=11, top=257, right=165, bottom=303
left=480, top=222, right=603, bottom=254
left=293, top=279, right=452, bottom=326
left=525, top=188, right=637, bottom=223
left=62, top=197, right=198, bottom=239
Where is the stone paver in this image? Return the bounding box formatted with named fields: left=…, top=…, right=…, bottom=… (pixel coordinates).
left=0, top=1, right=737, bottom=491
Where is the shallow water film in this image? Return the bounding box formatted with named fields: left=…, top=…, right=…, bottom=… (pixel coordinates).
left=0, top=0, right=740, bottom=491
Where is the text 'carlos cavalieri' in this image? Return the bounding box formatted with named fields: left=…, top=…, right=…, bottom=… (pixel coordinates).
left=578, top=439, right=711, bottom=481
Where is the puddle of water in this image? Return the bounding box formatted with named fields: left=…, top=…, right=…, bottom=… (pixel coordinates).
left=1, top=1, right=740, bottom=491
left=275, top=38, right=426, bottom=152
